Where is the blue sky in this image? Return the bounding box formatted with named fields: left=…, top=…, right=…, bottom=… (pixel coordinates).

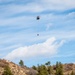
left=0, top=0, right=75, bottom=67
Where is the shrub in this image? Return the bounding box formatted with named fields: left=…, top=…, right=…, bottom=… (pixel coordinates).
left=2, top=65, right=13, bottom=75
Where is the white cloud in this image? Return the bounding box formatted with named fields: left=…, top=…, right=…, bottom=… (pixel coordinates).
left=40, top=0, right=75, bottom=11
left=0, top=3, right=43, bottom=18
left=4, top=37, right=65, bottom=60
left=0, top=0, right=75, bottom=19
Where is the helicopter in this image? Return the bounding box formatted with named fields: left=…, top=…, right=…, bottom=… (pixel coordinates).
left=36, top=16, right=40, bottom=20
left=37, top=34, right=39, bottom=36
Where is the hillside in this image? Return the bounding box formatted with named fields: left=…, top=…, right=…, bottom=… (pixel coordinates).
left=53, top=63, right=75, bottom=75
left=63, top=63, right=75, bottom=75
left=0, top=59, right=37, bottom=75
left=32, top=62, right=75, bottom=75
left=0, top=59, right=75, bottom=75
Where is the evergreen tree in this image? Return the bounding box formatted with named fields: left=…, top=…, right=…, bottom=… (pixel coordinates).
left=32, top=65, right=37, bottom=70
left=19, top=60, right=24, bottom=67
left=56, top=62, right=59, bottom=69
left=45, top=61, right=50, bottom=66
left=37, top=65, right=48, bottom=75
left=55, top=62, right=63, bottom=75
left=2, top=65, right=13, bottom=75
left=48, top=65, right=53, bottom=75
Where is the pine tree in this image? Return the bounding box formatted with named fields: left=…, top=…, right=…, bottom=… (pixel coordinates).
left=37, top=65, right=48, bottom=75
left=55, top=62, right=63, bottom=75
left=45, top=61, right=50, bottom=66
left=32, top=65, right=37, bottom=70
left=19, top=60, right=24, bottom=67
left=48, top=65, right=53, bottom=75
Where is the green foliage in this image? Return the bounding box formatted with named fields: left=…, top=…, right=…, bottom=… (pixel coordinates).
left=19, top=60, right=24, bottom=67
left=32, top=65, right=37, bottom=70
left=55, top=62, right=63, bottom=75
left=35, top=61, right=54, bottom=75
left=32, top=61, right=70, bottom=75
left=37, top=65, right=48, bottom=75
left=47, top=65, right=53, bottom=74
left=2, top=65, right=13, bottom=75
left=45, top=61, right=50, bottom=66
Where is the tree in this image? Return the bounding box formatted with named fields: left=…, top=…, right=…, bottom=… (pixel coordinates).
left=55, top=62, right=63, bottom=75
left=37, top=64, right=48, bottom=75
left=47, top=66, right=53, bottom=75
left=45, top=61, right=50, bottom=66
left=45, top=61, right=54, bottom=75
left=32, top=65, right=37, bottom=70
left=19, top=60, right=24, bottom=67
left=2, top=65, right=13, bottom=75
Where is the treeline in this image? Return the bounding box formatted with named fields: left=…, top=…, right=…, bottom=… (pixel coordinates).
left=2, top=60, right=75, bottom=75
left=32, top=61, right=75, bottom=75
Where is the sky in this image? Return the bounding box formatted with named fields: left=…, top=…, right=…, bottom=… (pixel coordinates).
left=0, top=0, right=75, bottom=67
